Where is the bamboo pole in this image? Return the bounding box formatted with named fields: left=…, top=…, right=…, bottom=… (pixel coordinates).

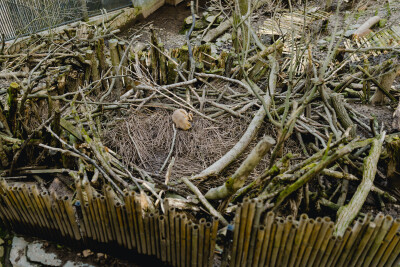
left=348, top=222, right=376, bottom=267
left=356, top=213, right=385, bottom=266
left=180, top=214, right=188, bottom=267
left=281, top=224, right=297, bottom=267
left=95, top=194, right=108, bottom=243
left=230, top=204, right=242, bottom=267
left=58, top=195, right=76, bottom=239
left=313, top=221, right=334, bottom=267
left=270, top=218, right=284, bottom=267
left=16, top=186, right=38, bottom=229
left=124, top=192, right=135, bottom=249
left=203, top=222, right=212, bottom=267
left=259, top=211, right=275, bottom=267
left=143, top=212, right=152, bottom=254
left=164, top=202, right=171, bottom=264
left=123, top=206, right=133, bottom=249
left=75, top=179, right=92, bottom=239
left=150, top=213, right=156, bottom=255
left=91, top=195, right=104, bottom=243
left=169, top=207, right=177, bottom=265
left=129, top=192, right=141, bottom=252
left=10, top=186, right=30, bottom=226
left=384, top=233, right=400, bottom=267
left=241, top=199, right=256, bottom=267
left=235, top=198, right=250, bottom=267
left=294, top=218, right=314, bottom=267
left=335, top=218, right=364, bottom=267
left=328, top=227, right=351, bottom=267
left=174, top=213, right=181, bottom=264
left=377, top=231, right=400, bottom=267
left=362, top=215, right=394, bottom=266
left=186, top=221, right=193, bottom=267
left=319, top=236, right=337, bottom=267
left=198, top=218, right=206, bottom=267
left=62, top=196, right=82, bottom=241
left=371, top=218, right=400, bottom=266
left=252, top=225, right=266, bottom=266
left=306, top=217, right=331, bottom=266
left=208, top=216, right=219, bottom=267
left=31, top=185, right=53, bottom=230
left=53, top=192, right=73, bottom=239
left=41, top=192, right=66, bottom=237
left=346, top=213, right=373, bottom=262
left=288, top=213, right=308, bottom=267
left=154, top=211, right=161, bottom=259
left=22, top=184, right=45, bottom=228
left=105, top=186, right=122, bottom=245
left=100, top=196, right=114, bottom=243
left=277, top=215, right=294, bottom=266
left=247, top=199, right=263, bottom=266
left=191, top=224, right=199, bottom=267
left=159, top=215, right=167, bottom=262
left=116, top=202, right=128, bottom=248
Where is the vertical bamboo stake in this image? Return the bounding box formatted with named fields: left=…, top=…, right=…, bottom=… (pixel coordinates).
left=135, top=196, right=147, bottom=254
left=10, top=187, right=30, bottom=226
left=41, top=192, right=66, bottom=237
left=116, top=202, right=128, bottom=248
left=258, top=211, right=275, bottom=267
left=383, top=233, right=400, bottom=267
left=356, top=213, right=385, bottom=266
left=22, top=185, right=45, bottom=228
left=277, top=215, right=294, bottom=266
left=100, top=196, right=113, bottom=242
left=294, top=218, right=314, bottom=267
left=180, top=214, right=187, bottom=267
left=154, top=211, right=161, bottom=259
left=235, top=198, right=250, bottom=267
left=371, top=218, right=400, bottom=266
left=75, top=179, right=91, bottom=238
left=159, top=215, right=167, bottom=262
left=203, top=222, right=212, bottom=267
left=105, top=186, right=122, bottom=245
left=313, top=221, right=334, bottom=267
left=348, top=222, right=376, bottom=267
left=123, top=206, right=133, bottom=249
left=164, top=202, right=171, bottom=264
left=306, top=217, right=331, bottom=266
left=377, top=231, right=400, bottom=267
left=252, top=225, right=266, bottom=267
left=95, top=194, right=108, bottom=243
left=198, top=218, right=206, bottom=267
left=124, top=192, right=135, bottom=249
left=186, top=221, right=193, bottom=267
left=357, top=215, right=392, bottom=266
left=208, top=217, right=219, bottom=267
left=346, top=212, right=373, bottom=262
left=230, top=204, right=242, bottom=267
left=144, top=213, right=152, bottom=254
left=53, top=193, right=72, bottom=239
left=241, top=199, right=256, bottom=267
left=335, top=218, right=364, bottom=267
left=16, top=186, right=38, bottom=228
left=150, top=213, right=157, bottom=255
left=270, top=218, right=284, bottom=267
left=63, top=196, right=82, bottom=241
left=31, top=185, right=53, bottom=230
left=191, top=224, right=199, bottom=267
left=300, top=217, right=322, bottom=267
left=175, top=214, right=181, bottom=265
left=90, top=195, right=104, bottom=243
left=288, top=214, right=308, bottom=267
left=319, top=236, right=337, bottom=267
left=169, top=207, right=177, bottom=265
left=328, top=228, right=351, bottom=267
left=247, top=199, right=263, bottom=266
left=281, top=224, right=297, bottom=267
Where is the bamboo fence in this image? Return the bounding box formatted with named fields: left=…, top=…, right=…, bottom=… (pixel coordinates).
left=0, top=179, right=398, bottom=267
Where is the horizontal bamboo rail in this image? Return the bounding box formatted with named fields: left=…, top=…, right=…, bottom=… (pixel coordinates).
left=0, top=179, right=398, bottom=267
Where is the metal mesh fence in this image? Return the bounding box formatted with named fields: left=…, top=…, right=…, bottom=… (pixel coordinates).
left=0, top=0, right=132, bottom=41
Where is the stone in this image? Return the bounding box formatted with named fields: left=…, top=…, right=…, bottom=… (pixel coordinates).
left=9, top=237, right=39, bottom=267
left=63, top=261, right=95, bottom=267
left=82, top=249, right=93, bottom=258
left=27, top=241, right=62, bottom=266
